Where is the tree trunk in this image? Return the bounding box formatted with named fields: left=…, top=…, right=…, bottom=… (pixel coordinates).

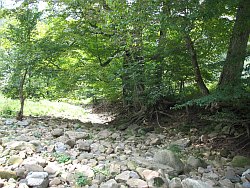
left=218, top=0, right=250, bottom=87
left=153, top=2, right=169, bottom=90
left=185, top=34, right=209, bottom=95
left=16, top=69, right=28, bottom=121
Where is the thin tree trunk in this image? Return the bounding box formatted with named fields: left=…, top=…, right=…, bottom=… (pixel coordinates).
left=17, top=69, right=28, bottom=121
left=185, top=34, right=209, bottom=95
left=218, top=0, right=250, bottom=87
left=153, top=2, right=169, bottom=90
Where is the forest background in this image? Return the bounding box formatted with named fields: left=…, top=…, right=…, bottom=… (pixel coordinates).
left=0, top=0, right=249, bottom=125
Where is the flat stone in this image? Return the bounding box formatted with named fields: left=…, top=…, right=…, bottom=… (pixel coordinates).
left=6, top=141, right=36, bottom=151
left=7, top=155, right=23, bottom=166
left=16, top=120, right=30, bottom=127
left=26, top=172, right=49, bottom=188
left=78, top=152, right=94, bottom=160
left=97, top=130, right=112, bottom=139
left=51, top=129, right=64, bottom=137
left=202, top=171, right=219, bottom=181
left=219, top=178, right=234, bottom=188
left=182, top=178, right=212, bottom=188
left=150, top=138, right=162, bottom=145
left=49, top=177, right=61, bottom=186
left=126, top=178, right=148, bottom=188
left=115, top=171, right=131, bottom=182
left=5, top=119, right=15, bottom=125
left=141, top=169, right=160, bottom=181
left=24, top=164, right=44, bottom=172
left=77, top=140, right=92, bottom=151
left=0, top=170, right=17, bottom=179
left=100, top=179, right=119, bottom=188
left=44, top=162, right=60, bottom=175
left=65, top=131, right=89, bottom=140
left=171, top=138, right=191, bottom=149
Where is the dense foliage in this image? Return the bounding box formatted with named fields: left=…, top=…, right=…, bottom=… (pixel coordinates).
left=0, top=0, right=249, bottom=120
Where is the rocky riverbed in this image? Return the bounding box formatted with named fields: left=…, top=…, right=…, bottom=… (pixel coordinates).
left=0, top=116, right=249, bottom=188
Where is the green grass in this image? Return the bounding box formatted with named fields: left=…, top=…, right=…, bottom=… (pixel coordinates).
left=0, top=93, right=88, bottom=119
left=75, top=173, right=91, bottom=187
left=53, top=153, right=71, bottom=164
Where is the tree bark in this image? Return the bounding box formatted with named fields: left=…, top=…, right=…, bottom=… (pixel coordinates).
left=218, top=0, right=250, bottom=87
left=152, top=1, right=169, bottom=92
left=16, top=69, right=28, bottom=121
left=185, top=34, right=209, bottom=95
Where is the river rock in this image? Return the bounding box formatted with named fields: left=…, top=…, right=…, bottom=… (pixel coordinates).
left=225, top=166, right=241, bottom=183
left=141, top=169, right=160, bottom=181
left=242, top=169, right=250, bottom=181
left=219, top=178, right=234, bottom=188
left=100, top=179, right=119, bottom=188
left=65, top=131, right=89, bottom=140
left=49, top=177, right=61, bottom=186
left=7, top=155, right=23, bottom=166
left=77, top=140, right=89, bottom=151
left=171, top=138, right=191, bottom=149
left=182, top=178, right=212, bottom=188
left=24, top=164, right=44, bottom=173
left=5, top=119, right=15, bottom=125
left=51, top=129, right=64, bottom=137
left=17, top=120, right=30, bottom=127
left=169, top=177, right=182, bottom=188
left=54, top=142, right=67, bottom=153
left=26, top=172, right=49, bottom=188
left=186, top=156, right=206, bottom=169
left=115, top=171, right=131, bottom=182
left=154, top=150, right=184, bottom=174
left=126, top=178, right=148, bottom=188
left=231, top=156, right=250, bottom=168
left=0, top=170, right=17, bottom=179
left=110, top=163, right=121, bottom=175
left=202, top=171, right=219, bottom=181
left=97, top=129, right=112, bottom=139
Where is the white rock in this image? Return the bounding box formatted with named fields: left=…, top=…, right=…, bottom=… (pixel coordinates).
left=141, top=169, right=160, bottom=181
left=219, top=178, right=234, bottom=188
left=26, top=172, right=49, bottom=188
left=169, top=177, right=182, bottom=188
left=115, top=171, right=131, bottom=182
left=126, top=178, right=148, bottom=188
left=182, top=178, right=212, bottom=188
left=100, top=179, right=119, bottom=188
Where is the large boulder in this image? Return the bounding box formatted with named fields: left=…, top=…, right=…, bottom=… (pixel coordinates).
left=154, top=150, right=184, bottom=174
left=231, top=156, right=250, bottom=168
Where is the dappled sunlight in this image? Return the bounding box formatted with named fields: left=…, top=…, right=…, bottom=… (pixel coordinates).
left=24, top=100, right=87, bottom=120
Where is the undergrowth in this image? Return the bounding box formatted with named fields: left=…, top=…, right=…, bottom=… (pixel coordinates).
left=0, top=93, right=87, bottom=119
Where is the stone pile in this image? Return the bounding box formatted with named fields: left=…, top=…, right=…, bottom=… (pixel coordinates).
left=0, top=117, right=249, bottom=188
